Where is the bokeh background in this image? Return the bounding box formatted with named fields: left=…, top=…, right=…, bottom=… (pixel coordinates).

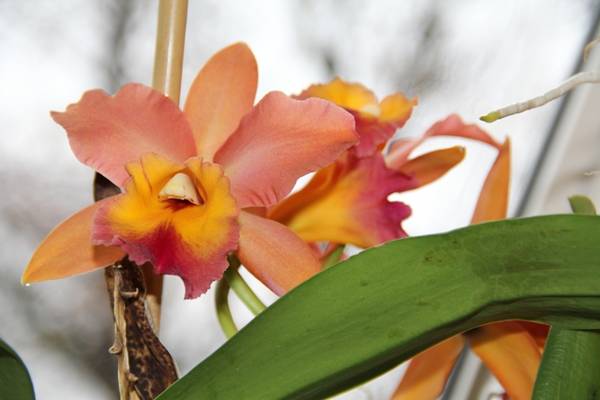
left=1, top=1, right=598, bottom=398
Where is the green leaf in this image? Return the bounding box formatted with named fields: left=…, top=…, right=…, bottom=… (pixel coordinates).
left=0, top=338, right=35, bottom=399
left=531, top=196, right=600, bottom=399
left=532, top=329, right=600, bottom=399
left=159, top=215, right=600, bottom=400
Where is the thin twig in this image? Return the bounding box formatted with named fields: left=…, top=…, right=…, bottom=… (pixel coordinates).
left=480, top=71, right=600, bottom=123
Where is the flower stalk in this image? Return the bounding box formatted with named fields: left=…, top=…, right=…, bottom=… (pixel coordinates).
left=215, top=257, right=267, bottom=339
left=480, top=71, right=600, bottom=123
left=224, top=256, right=267, bottom=316
left=215, top=278, right=238, bottom=339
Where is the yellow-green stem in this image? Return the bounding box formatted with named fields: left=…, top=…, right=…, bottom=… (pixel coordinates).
left=215, top=278, right=238, bottom=339
left=225, top=257, right=267, bottom=316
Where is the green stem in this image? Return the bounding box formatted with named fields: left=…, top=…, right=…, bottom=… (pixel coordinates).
left=322, top=244, right=345, bottom=269
left=532, top=195, right=600, bottom=399
left=215, top=277, right=238, bottom=339
left=224, top=257, right=266, bottom=316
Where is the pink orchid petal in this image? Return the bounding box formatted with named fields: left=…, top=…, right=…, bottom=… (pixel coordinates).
left=52, top=83, right=196, bottom=187
left=425, top=113, right=500, bottom=148
left=214, top=91, right=357, bottom=208
left=184, top=43, right=258, bottom=160
left=237, top=211, right=321, bottom=296
left=386, top=114, right=500, bottom=169
left=22, top=200, right=125, bottom=284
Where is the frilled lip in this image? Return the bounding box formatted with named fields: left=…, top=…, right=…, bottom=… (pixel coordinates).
left=91, top=154, right=241, bottom=298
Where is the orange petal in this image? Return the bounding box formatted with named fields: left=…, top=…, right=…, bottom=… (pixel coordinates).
left=52, top=83, right=197, bottom=187
left=215, top=91, right=357, bottom=208
left=468, top=322, right=541, bottom=400
left=391, top=335, right=465, bottom=400
left=184, top=43, right=258, bottom=160
left=93, top=153, right=239, bottom=299
left=237, top=211, right=321, bottom=295
left=269, top=153, right=415, bottom=248
left=298, top=78, right=416, bottom=157
left=22, top=200, right=124, bottom=284
left=519, top=321, right=549, bottom=350
left=396, top=146, right=465, bottom=188
left=379, top=93, right=417, bottom=123
left=297, top=77, right=378, bottom=111
left=471, top=139, right=511, bottom=223
left=386, top=114, right=500, bottom=169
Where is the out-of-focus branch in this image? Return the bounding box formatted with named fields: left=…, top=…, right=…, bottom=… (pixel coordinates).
left=152, top=0, right=188, bottom=105
left=143, top=0, right=189, bottom=331
left=480, top=71, right=600, bottom=123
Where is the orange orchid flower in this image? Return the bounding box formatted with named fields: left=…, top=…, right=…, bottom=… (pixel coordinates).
left=270, top=80, right=492, bottom=249
left=22, top=43, right=358, bottom=298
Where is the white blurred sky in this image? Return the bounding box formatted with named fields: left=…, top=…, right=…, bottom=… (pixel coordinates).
left=0, top=1, right=597, bottom=399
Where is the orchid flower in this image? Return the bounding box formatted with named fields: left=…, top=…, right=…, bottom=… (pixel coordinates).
left=22, top=43, right=358, bottom=298
left=269, top=79, right=468, bottom=249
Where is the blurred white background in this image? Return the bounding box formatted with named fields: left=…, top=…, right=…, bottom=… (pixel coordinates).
left=0, top=1, right=598, bottom=398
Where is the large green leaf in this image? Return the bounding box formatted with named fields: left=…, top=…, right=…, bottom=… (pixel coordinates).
left=159, top=215, right=600, bottom=400
left=0, top=338, right=35, bottom=399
